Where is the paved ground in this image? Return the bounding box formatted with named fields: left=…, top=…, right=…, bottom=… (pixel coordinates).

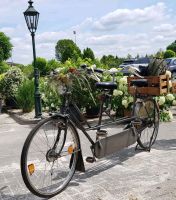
left=0, top=113, right=176, bottom=200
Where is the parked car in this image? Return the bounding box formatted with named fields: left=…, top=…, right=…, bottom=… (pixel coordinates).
left=119, top=57, right=150, bottom=75
left=165, top=57, right=176, bottom=79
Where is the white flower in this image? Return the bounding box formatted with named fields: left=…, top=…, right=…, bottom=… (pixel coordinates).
left=128, top=96, right=134, bottom=103
left=158, top=96, right=165, bottom=106
left=122, top=99, right=128, bottom=108
left=168, top=110, right=173, bottom=121
left=119, top=83, right=128, bottom=92
left=51, top=103, right=55, bottom=107
left=41, top=93, right=45, bottom=99
left=166, top=93, right=175, bottom=101
left=165, top=70, right=172, bottom=78
left=113, top=90, right=123, bottom=96
left=172, top=100, right=176, bottom=106
left=119, top=76, right=127, bottom=85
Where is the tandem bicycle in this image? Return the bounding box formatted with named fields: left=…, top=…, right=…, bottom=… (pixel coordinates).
left=20, top=65, right=161, bottom=198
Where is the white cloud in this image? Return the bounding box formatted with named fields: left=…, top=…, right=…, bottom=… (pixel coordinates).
left=3, top=1, right=174, bottom=64
left=92, top=2, right=167, bottom=30
left=154, top=23, right=175, bottom=32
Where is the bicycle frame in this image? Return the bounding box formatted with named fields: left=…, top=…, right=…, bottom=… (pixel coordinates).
left=56, top=77, right=159, bottom=162
left=61, top=89, right=137, bottom=147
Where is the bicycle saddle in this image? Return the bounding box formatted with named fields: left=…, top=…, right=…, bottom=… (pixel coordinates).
left=131, top=79, right=148, bottom=87
left=95, top=82, right=117, bottom=90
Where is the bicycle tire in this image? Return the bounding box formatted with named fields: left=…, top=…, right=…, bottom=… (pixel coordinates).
left=21, top=115, right=80, bottom=198
left=134, top=98, right=159, bottom=150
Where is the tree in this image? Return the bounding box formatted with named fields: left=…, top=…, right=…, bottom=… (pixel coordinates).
left=163, top=50, right=176, bottom=59
left=32, top=57, right=47, bottom=76
left=55, top=39, right=81, bottom=63
left=0, top=32, right=13, bottom=61
left=82, top=47, right=95, bottom=61
left=100, top=55, right=123, bottom=68
left=155, top=49, right=164, bottom=58
left=127, top=54, right=132, bottom=59
left=167, top=41, right=176, bottom=53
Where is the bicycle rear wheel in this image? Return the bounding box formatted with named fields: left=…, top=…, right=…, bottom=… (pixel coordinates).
left=21, top=116, right=80, bottom=198
left=134, top=98, right=159, bottom=150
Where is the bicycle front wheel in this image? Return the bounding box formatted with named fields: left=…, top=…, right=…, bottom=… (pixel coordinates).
left=134, top=98, right=159, bottom=150
left=21, top=116, right=80, bottom=198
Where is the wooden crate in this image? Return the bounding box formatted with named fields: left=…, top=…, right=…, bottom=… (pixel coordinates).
left=127, top=75, right=170, bottom=96
left=172, top=82, right=176, bottom=94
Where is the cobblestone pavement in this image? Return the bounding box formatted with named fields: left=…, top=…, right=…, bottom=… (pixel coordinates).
left=0, top=113, right=176, bottom=200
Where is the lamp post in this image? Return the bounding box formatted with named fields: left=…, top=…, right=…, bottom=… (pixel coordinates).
left=24, top=0, right=42, bottom=118
left=73, top=30, right=76, bottom=44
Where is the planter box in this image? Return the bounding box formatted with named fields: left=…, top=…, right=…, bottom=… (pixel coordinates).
left=86, top=106, right=99, bottom=118
left=172, top=82, right=176, bottom=94
left=127, top=75, right=170, bottom=96
left=124, top=109, right=131, bottom=117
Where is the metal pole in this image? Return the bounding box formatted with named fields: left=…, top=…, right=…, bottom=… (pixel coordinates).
left=75, top=33, right=76, bottom=45
left=73, top=31, right=76, bottom=45
left=31, top=32, right=42, bottom=118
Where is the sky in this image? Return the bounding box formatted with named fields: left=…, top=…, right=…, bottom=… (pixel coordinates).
left=0, top=0, right=176, bottom=64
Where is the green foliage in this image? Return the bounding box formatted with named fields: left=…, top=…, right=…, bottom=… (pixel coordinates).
left=83, top=47, right=95, bottom=61
left=40, top=78, right=61, bottom=112
left=0, top=67, right=24, bottom=99
left=100, top=55, right=124, bottom=69
left=0, top=32, right=13, bottom=61
left=71, top=72, right=99, bottom=109
left=155, top=49, right=164, bottom=58
left=0, top=48, right=4, bottom=62
left=167, top=41, right=176, bottom=53
left=15, top=79, right=34, bottom=113
left=160, top=110, right=173, bottom=122
left=55, top=39, right=81, bottom=63
left=0, top=73, right=5, bottom=96
left=32, top=57, right=47, bottom=76
left=21, top=64, right=33, bottom=79
left=46, top=59, right=62, bottom=73
left=0, top=62, right=10, bottom=74
left=163, top=50, right=176, bottom=59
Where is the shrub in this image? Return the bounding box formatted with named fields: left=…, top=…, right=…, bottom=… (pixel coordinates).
left=32, top=57, right=47, bottom=76
left=0, top=73, right=5, bottom=97
left=22, top=64, right=33, bottom=79
left=15, top=79, right=34, bottom=113
left=0, top=62, right=10, bottom=74
left=163, top=50, right=175, bottom=59
left=46, top=59, right=62, bottom=74
left=0, top=67, right=24, bottom=100
left=40, top=78, right=61, bottom=112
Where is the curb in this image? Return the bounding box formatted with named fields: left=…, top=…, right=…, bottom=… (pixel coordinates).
left=7, top=110, right=41, bottom=125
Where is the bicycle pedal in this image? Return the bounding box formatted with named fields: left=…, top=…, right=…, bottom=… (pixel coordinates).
left=86, top=157, right=96, bottom=163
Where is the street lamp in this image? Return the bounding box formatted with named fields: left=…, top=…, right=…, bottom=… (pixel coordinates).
left=24, top=0, right=42, bottom=118
left=73, top=30, right=76, bottom=44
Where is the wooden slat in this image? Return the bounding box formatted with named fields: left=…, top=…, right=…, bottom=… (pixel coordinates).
left=127, top=74, right=170, bottom=96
